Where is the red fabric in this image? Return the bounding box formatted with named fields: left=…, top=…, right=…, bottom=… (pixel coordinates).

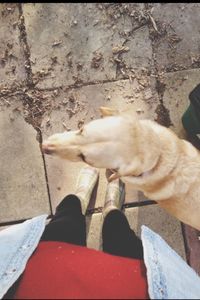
left=14, top=241, right=149, bottom=299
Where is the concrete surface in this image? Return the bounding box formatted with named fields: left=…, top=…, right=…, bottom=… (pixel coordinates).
left=0, top=3, right=26, bottom=88
left=22, top=3, right=152, bottom=89
left=162, top=68, right=200, bottom=136
left=0, top=99, right=50, bottom=222
left=151, top=3, right=200, bottom=72
left=86, top=213, right=103, bottom=250
left=1, top=3, right=200, bottom=269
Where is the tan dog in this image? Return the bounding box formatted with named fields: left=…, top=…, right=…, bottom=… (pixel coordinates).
left=42, top=107, right=200, bottom=230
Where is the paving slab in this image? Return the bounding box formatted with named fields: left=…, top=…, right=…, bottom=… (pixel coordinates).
left=0, top=3, right=26, bottom=88
left=41, top=77, right=159, bottom=212
left=162, top=68, right=200, bottom=136
left=23, top=3, right=153, bottom=89
left=86, top=213, right=102, bottom=250
left=120, top=26, right=153, bottom=74
left=150, top=3, right=200, bottom=72
left=0, top=99, right=50, bottom=222
left=183, top=225, right=200, bottom=275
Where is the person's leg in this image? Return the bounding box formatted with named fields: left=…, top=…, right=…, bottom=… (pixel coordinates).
left=41, top=167, right=99, bottom=246
left=102, top=209, right=143, bottom=259
left=41, top=194, right=87, bottom=246
left=102, top=170, right=143, bottom=259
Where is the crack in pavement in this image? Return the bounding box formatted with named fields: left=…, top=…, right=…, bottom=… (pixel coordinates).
left=145, top=3, right=173, bottom=128
left=18, top=3, right=34, bottom=88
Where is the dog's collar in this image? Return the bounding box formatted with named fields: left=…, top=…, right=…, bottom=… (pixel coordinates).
left=135, top=154, right=162, bottom=178
left=110, top=156, right=162, bottom=179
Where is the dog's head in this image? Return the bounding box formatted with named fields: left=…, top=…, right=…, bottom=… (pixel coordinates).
left=42, top=107, right=160, bottom=180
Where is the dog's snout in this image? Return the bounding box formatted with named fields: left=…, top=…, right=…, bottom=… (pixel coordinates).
left=42, top=143, right=55, bottom=155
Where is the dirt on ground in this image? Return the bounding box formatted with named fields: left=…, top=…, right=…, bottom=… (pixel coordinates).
left=0, top=3, right=192, bottom=131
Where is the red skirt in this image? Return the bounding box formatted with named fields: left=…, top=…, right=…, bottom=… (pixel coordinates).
left=14, top=241, right=149, bottom=299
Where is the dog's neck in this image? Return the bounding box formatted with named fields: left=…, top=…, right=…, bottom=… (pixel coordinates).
left=123, top=120, right=179, bottom=180
left=126, top=120, right=162, bottom=178
left=135, top=153, right=162, bottom=178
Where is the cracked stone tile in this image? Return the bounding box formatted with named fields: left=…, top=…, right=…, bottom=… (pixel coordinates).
left=97, top=3, right=145, bottom=31
left=161, top=69, right=200, bottom=137
left=23, top=3, right=116, bottom=89
left=0, top=99, right=50, bottom=222
left=116, top=26, right=154, bottom=79
left=41, top=78, right=159, bottom=212
left=0, top=3, right=27, bottom=88
left=126, top=26, right=153, bottom=70
left=23, top=3, right=152, bottom=89
left=150, top=3, right=200, bottom=72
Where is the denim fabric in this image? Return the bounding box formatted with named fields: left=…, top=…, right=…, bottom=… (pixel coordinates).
left=0, top=215, right=47, bottom=298
left=141, top=225, right=200, bottom=299
left=0, top=215, right=200, bottom=299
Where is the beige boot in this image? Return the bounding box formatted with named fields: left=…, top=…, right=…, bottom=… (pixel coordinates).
left=75, top=166, right=99, bottom=215
left=102, top=169, right=125, bottom=219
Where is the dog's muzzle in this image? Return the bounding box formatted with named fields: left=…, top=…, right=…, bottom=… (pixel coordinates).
left=41, top=143, right=55, bottom=155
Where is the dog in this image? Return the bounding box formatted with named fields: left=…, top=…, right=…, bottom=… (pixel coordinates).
left=42, top=107, right=200, bottom=230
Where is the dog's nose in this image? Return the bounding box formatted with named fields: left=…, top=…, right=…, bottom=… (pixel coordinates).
left=42, top=143, right=54, bottom=155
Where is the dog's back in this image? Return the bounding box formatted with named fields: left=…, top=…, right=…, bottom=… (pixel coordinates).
left=124, top=119, right=200, bottom=230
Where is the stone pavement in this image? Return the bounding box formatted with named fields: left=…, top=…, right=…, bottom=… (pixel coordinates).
left=0, top=3, right=200, bottom=273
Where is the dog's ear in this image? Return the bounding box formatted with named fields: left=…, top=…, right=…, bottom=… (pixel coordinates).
left=100, top=106, right=119, bottom=118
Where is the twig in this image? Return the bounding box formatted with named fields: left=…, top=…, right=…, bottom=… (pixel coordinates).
left=148, top=13, right=159, bottom=33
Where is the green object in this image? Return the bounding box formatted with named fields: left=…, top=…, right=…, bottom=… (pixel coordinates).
left=182, top=103, right=200, bottom=135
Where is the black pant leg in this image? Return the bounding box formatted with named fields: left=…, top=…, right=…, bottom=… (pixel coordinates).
left=40, top=194, right=86, bottom=246
left=102, top=210, right=143, bottom=259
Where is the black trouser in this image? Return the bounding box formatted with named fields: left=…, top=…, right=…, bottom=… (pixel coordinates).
left=41, top=194, right=143, bottom=260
